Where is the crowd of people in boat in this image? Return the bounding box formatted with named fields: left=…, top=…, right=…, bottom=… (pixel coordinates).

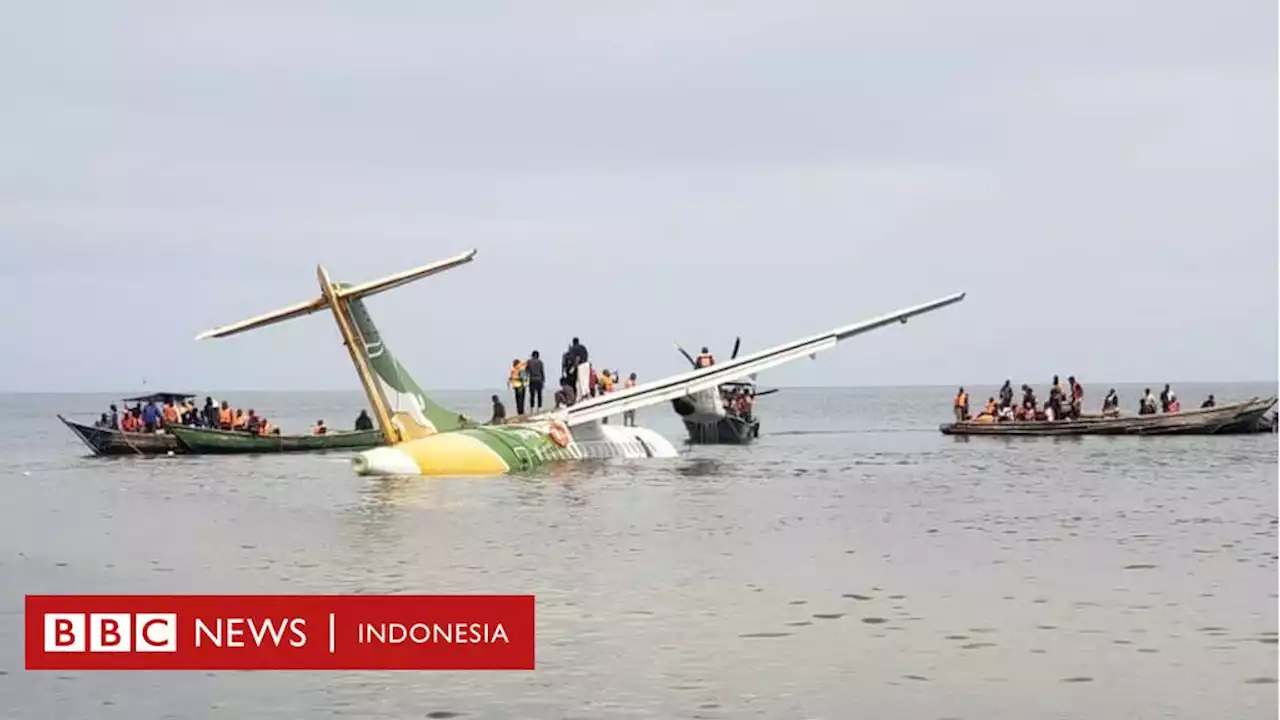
left=953, top=378, right=1218, bottom=424
left=94, top=396, right=377, bottom=437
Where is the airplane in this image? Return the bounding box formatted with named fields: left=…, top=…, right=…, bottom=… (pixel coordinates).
left=195, top=250, right=966, bottom=478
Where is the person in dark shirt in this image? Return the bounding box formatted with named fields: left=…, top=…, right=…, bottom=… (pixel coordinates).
left=571, top=337, right=589, bottom=365
left=1201, top=394, right=1215, bottom=408
left=108, top=404, right=120, bottom=430
left=141, top=401, right=162, bottom=432
left=354, top=410, right=374, bottom=431
left=1159, top=384, right=1171, bottom=412
left=203, top=397, right=218, bottom=428
left=526, top=350, right=546, bottom=413
left=489, top=395, right=506, bottom=425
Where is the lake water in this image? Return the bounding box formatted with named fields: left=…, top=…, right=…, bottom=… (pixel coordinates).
left=1, top=383, right=1276, bottom=719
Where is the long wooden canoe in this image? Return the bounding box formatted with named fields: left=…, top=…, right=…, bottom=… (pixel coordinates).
left=939, top=396, right=1278, bottom=436
left=167, top=425, right=384, bottom=454
left=58, top=415, right=181, bottom=456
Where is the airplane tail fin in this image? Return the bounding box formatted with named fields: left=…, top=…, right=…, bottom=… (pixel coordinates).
left=194, top=250, right=478, bottom=444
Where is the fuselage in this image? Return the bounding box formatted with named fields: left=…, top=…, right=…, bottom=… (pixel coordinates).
left=352, top=420, right=678, bottom=477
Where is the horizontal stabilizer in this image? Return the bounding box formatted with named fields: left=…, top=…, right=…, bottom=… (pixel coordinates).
left=194, top=249, right=477, bottom=341
left=560, top=290, right=966, bottom=427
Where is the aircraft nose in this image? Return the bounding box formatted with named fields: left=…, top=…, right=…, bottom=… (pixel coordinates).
left=352, top=446, right=421, bottom=476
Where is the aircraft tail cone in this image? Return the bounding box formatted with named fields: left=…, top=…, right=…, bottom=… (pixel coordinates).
left=352, top=446, right=420, bottom=477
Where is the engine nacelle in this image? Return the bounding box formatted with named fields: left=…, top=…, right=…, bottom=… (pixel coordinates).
left=670, top=388, right=726, bottom=424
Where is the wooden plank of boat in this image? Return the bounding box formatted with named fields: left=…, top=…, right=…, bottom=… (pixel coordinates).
left=939, top=397, right=1278, bottom=437
left=167, top=424, right=385, bottom=454
left=57, top=415, right=182, bottom=456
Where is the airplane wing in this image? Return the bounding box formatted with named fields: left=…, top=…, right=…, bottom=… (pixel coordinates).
left=558, top=291, right=966, bottom=427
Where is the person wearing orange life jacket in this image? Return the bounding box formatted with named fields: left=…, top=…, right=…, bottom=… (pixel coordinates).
left=162, top=401, right=180, bottom=426
left=623, top=372, right=638, bottom=426
left=257, top=417, right=272, bottom=436
left=696, top=347, right=714, bottom=368
left=233, top=410, right=248, bottom=430
left=953, top=387, right=969, bottom=422
left=508, top=358, right=527, bottom=417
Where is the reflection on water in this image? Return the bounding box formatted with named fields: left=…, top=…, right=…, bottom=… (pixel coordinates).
left=0, top=386, right=1276, bottom=719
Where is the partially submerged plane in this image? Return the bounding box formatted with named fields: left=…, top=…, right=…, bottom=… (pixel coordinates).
left=195, top=250, right=966, bottom=478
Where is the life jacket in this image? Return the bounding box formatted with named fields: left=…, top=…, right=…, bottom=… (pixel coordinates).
left=509, top=362, right=526, bottom=388
left=696, top=353, right=714, bottom=367
left=601, top=373, right=614, bottom=392
left=258, top=421, right=271, bottom=435
left=163, top=405, right=179, bottom=423
left=121, top=414, right=137, bottom=432
left=218, top=407, right=232, bottom=427
left=234, top=413, right=247, bottom=429
left=983, top=400, right=997, bottom=416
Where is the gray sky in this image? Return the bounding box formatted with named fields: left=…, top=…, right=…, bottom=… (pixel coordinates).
left=2, top=1, right=1275, bottom=392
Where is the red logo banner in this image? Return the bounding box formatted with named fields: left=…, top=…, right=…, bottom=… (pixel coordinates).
left=25, top=594, right=535, bottom=670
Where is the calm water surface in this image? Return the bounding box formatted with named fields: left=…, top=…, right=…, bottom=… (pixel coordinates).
left=1, top=384, right=1276, bottom=719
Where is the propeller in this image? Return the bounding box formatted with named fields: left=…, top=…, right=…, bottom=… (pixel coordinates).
left=753, top=388, right=780, bottom=398
left=731, top=336, right=741, bottom=360
left=674, top=342, right=698, bottom=369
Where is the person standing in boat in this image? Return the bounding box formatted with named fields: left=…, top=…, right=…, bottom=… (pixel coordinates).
left=107, top=404, right=120, bottom=430
left=998, top=380, right=1014, bottom=409
left=953, top=387, right=969, bottom=422
left=141, top=399, right=162, bottom=433
left=1159, top=384, right=1172, bottom=412
left=1068, top=376, right=1084, bottom=419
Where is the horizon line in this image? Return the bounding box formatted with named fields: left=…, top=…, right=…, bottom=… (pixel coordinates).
left=4, top=379, right=1277, bottom=395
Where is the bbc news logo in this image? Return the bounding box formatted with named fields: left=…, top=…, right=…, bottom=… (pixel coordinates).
left=26, top=594, right=535, bottom=671
left=45, top=613, right=177, bottom=652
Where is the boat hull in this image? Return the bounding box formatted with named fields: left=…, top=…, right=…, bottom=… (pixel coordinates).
left=682, top=416, right=760, bottom=444
left=168, top=425, right=385, bottom=454
left=939, top=397, right=1278, bottom=437
left=58, top=415, right=181, bottom=456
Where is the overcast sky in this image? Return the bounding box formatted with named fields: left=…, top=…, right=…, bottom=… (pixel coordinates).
left=1, top=1, right=1275, bottom=392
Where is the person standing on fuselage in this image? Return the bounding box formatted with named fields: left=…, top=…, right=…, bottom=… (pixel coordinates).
left=508, top=358, right=527, bottom=417
left=525, top=350, right=546, bottom=413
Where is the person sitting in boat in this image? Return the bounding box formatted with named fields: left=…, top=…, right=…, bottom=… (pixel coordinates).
left=997, top=404, right=1014, bottom=422
left=973, top=398, right=998, bottom=424
left=1201, top=395, right=1216, bottom=409
left=218, top=401, right=234, bottom=429
left=244, top=410, right=261, bottom=434
left=1166, top=393, right=1181, bottom=413
left=93, top=413, right=112, bottom=429
left=1043, top=400, right=1057, bottom=422
left=1139, top=388, right=1158, bottom=415
left=232, top=409, right=250, bottom=431
left=354, top=410, right=373, bottom=431
left=1102, top=389, right=1120, bottom=417
left=312, top=419, right=328, bottom=435
left=1021, top=384, right=1037, bottom=410
left=256, top=417, right=273, bottom=435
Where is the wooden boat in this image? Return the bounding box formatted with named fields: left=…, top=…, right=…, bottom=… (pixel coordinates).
left=167, top=425, right=384, bottom=454
left=58, top=415, right=183, bottom=456
left=939, top=396, right=1278, bottom=436
left=57, top=391, right=198, bottom=456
